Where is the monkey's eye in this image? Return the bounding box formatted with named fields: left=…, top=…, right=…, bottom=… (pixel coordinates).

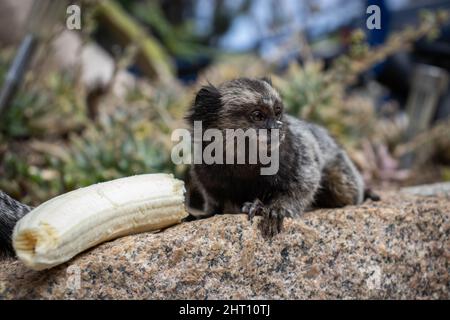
left=251, top=110, right=265, bottom=122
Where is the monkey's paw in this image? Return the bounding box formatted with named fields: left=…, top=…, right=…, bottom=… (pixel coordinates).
left=242, top=200, right=288, bottom=237
left=242, top=199, right=264, bottom=223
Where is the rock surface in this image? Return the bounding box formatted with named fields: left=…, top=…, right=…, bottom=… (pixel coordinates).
left=402, top=182, right=450, bottom=197
left=0, top=192, right=449, bottom=299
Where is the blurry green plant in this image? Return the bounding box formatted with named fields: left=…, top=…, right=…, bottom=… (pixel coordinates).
left=443, top=168, right=450, bottom=182
left=277, top=62, right=336, bottom=119
left=131, top=1, right=211, bottom=59
left=0, top=99, right=178, bottom=204
left=0, top=71, right=87, bottom=138
left=0, top=151, right=61, bottom=205
left=276, top=62, right=375, bottom=149
left=57, top=107, right=175, bottom=190
left=276, top=10, right=449, bottom=148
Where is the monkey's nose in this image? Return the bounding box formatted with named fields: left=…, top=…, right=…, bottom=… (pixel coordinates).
left=266, top=119, right=283, bottom=130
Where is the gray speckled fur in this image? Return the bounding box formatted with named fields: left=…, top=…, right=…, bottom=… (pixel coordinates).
left=0, top=191, right=32, bottom=257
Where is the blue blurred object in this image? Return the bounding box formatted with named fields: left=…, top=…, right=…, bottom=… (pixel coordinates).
left=366, top=0, right=391, bottom=75
left=175, top=55, right=212, bottom=84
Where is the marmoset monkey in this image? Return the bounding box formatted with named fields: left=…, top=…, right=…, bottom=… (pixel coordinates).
left=186, top=77, right=378, bottom=237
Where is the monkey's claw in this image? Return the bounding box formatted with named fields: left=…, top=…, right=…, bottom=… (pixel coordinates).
left=242, top=199, right=264, bottom=223
left=261, top=209, right=284, bottom=238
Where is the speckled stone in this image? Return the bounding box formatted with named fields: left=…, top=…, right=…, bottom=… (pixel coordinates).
left=402, top=182, right=450, bottom=197
left=0, top=193, right=449, bottom=299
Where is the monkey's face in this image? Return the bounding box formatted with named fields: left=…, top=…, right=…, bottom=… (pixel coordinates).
left=217, top=78, right=286, bottom=153
left=186, top=77, right=286, bottom=156
left=217, top=78, right=284, bottom=132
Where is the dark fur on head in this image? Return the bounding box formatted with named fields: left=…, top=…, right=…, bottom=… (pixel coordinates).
left=186, top=77, right=373, bottom=237
left=186, top=84, right=222, bottom=128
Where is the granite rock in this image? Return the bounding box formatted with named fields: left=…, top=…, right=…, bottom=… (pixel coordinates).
left=0, top=193, right=449, bottom=299
left=402, top=182, right=450, bottom=197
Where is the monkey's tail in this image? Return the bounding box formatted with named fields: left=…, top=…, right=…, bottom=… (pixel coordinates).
left=0, top=191, right=33, bottom=257
left=364, top=188, right=380, bottom=202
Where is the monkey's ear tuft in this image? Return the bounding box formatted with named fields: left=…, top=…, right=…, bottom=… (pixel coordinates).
left=185, top=84, right=222, bottom=126
left=260, top=76, right=272, bottom=86
left=194, top=84, right=221, bottom=106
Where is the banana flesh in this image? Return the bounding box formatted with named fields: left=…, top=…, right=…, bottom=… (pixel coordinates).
left=13, top=174, right=187, bottom=270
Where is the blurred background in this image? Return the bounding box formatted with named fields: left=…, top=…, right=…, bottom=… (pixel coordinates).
left=0, top=0, right=449, bottom=205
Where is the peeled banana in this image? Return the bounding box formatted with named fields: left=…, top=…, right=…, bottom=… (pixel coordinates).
left=13, top=174, right=187, bottom=270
